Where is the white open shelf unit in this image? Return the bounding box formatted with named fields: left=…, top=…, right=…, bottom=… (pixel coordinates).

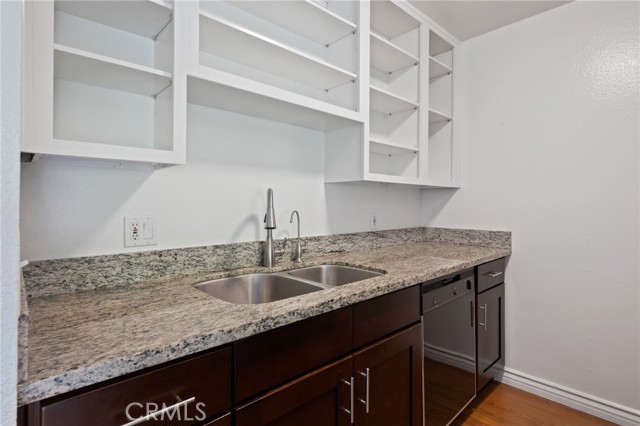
left=23, top=0, right=186, bottom=164
left=364, top=0, right=424, bottom=184
left=23, top=0, right=459, bottom=186
left=425, top=27, right=458, bottom=187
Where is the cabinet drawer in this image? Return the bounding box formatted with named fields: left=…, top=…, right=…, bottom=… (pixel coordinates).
left=476, top=258, right=506, bottom=293
left=40, top=346, right=232, bottom=426
left=235, top=307, right=351, bottom=402
left=353, top=286, right=420, bottom=349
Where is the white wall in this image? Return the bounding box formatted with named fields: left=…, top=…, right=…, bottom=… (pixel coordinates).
left=0, top=1, right=21, bottom=425
left=21, top=103, right=423, bottom=261
left=422, top=0, right=640, bottom=417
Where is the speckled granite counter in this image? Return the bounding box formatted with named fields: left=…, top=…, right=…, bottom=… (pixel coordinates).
left=18, top=229, right=511, bottom=406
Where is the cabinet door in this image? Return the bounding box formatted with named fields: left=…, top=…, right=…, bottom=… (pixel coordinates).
left=235, top=356, right=354, bottom=426
left=201, top=412, right=231, bottom=426
left=353, top=323, right=422, bottom=426
left=476, top=283, right=505, bottom=391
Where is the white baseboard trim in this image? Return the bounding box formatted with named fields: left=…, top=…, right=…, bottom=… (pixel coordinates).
left=498, top=368, right=640, bottom=426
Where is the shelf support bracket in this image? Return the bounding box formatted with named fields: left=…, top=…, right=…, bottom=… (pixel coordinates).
left=152, top=81, right=173, bottom=99
left=152, top=14, right=174, bottom=41
left=388, top=62, right=419, bottom=76
left=325, top=79, right=356, bottom=93
left=388, top=106, right=418, bottom=117
left=325, top=30, right=357, bottom=48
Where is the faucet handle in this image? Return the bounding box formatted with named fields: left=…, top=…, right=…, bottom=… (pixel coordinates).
left=275, top=237, right=288, bottom=258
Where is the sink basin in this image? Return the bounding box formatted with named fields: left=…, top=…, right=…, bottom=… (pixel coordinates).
left=194, top=274, right=323, bottom=304
left=286, top=265, right=382, bottom=287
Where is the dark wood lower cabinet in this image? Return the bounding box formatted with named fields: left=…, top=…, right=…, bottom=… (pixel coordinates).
left=354, top=323, right=422, bottom=426
left=476, top=283, right=505, bottom=391
left=235, top=323, right=423, bottom=426
left=236, top=357, right=353, bottom=426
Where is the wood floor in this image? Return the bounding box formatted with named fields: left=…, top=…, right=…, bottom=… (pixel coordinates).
left=450, top=381, right=618, bottom=426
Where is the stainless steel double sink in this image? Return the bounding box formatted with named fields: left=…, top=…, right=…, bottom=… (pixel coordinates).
left=194, top=265, right=383, bottom=304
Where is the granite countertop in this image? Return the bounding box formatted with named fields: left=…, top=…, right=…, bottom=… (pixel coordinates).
left=18, top=240, right=510, bottom=405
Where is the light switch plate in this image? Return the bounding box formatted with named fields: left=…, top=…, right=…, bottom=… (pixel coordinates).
left=124, top=215, right=157, bottom=247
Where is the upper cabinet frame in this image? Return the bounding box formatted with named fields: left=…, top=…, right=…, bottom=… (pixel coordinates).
left=22, top=0, right=460, bottom=187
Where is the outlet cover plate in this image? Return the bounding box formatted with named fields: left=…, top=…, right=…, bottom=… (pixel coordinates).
left=124, top=215, right=157, bottom=247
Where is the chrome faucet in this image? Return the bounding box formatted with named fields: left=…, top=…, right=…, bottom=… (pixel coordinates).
left=263, top=188, right=286, bottom=267
left=290, top=210, right=303, bottom=262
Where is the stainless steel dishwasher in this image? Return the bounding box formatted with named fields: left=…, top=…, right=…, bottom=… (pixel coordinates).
left=422, top=270, right=476, bottom=426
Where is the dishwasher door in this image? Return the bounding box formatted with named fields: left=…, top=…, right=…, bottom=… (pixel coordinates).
left=422, top=273, right=476, bottom=426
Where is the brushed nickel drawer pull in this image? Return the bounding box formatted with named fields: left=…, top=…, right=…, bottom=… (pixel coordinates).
left=478, top=304, right=487, bottom=330
left=483, top=271, right=503, bottom=278
left=340, top=377, right=355, bottom=424
left=357, top=368, right=370, bottom=413
left=122, top=396, right=195, bottom=426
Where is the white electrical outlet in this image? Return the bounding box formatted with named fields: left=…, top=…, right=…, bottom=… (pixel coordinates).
left=370, top=212, right=378, bottom=230
left=124, top=215, right=157, bottom=247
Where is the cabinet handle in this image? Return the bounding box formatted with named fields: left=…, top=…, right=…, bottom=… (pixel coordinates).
left=121, top=396, right=195, bottom=426
left=340, top=377, right=354, bottom=424
left=478, top=304, right=487, bottom=330
left=357, top=368, right=370, bottom=413
left=483, top=271, right=503, bottom=278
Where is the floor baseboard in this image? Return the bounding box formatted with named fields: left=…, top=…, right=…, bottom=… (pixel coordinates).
left=498, top=368, right=640, bottom=426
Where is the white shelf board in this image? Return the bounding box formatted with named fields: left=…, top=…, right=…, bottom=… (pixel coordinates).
left=430, top=30, right=454, bottom=56
left=421, top=180, right=460, bottom=189
left=199, top=12, right=356, bottom=91
left=370, top=86, right=418, bottom=115
left=370, top=33, right=419, bottom=74
left=428, top=108, right=452, bottom=123
left=365, top=172, right=421, bottom=185
left=370, top=139, right=418, bottom=155
left=187, top=72, right=362, bottom=132
left=54, top=44, right=172, bottom=96
left=55, top=0, right=173, bottom=39
left=38, top=138, right=183, bottom=165
left=232, top=0, right=356, bottom=46
left=371, top=1, right=420, bottom=39
left=429, top=56, right=451, bottom=79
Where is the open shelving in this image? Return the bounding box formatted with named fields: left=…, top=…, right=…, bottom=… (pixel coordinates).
left=370, top=33, right=419, bottom=74
left=365, top=0, right=424, bottom=185
left=370, top=86, right=418, bottom=115
left=54, top=44, right=172, bottom=96
left=426, top=28, right=457, bottom=186
left=22, top=0, right=184, bottom=164
left=199, top=12, right=356, bottom=92
left=55, top=0, right=173, bottom=39
left=231, top=0, right=357, bottom=46
left=429, top=56, right=451, bottom=79
left=370, top=0, right=420, bottom=39
left=370, top=138, right=418, bottom=155
left=24, top=0, right=459, bottom=185
left=187, top=72, right=363, bottom=132
left=197, top=0, right=359, bottom=112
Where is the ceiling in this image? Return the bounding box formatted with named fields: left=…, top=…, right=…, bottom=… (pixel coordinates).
left=410, top=1, right=572, bottom=41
